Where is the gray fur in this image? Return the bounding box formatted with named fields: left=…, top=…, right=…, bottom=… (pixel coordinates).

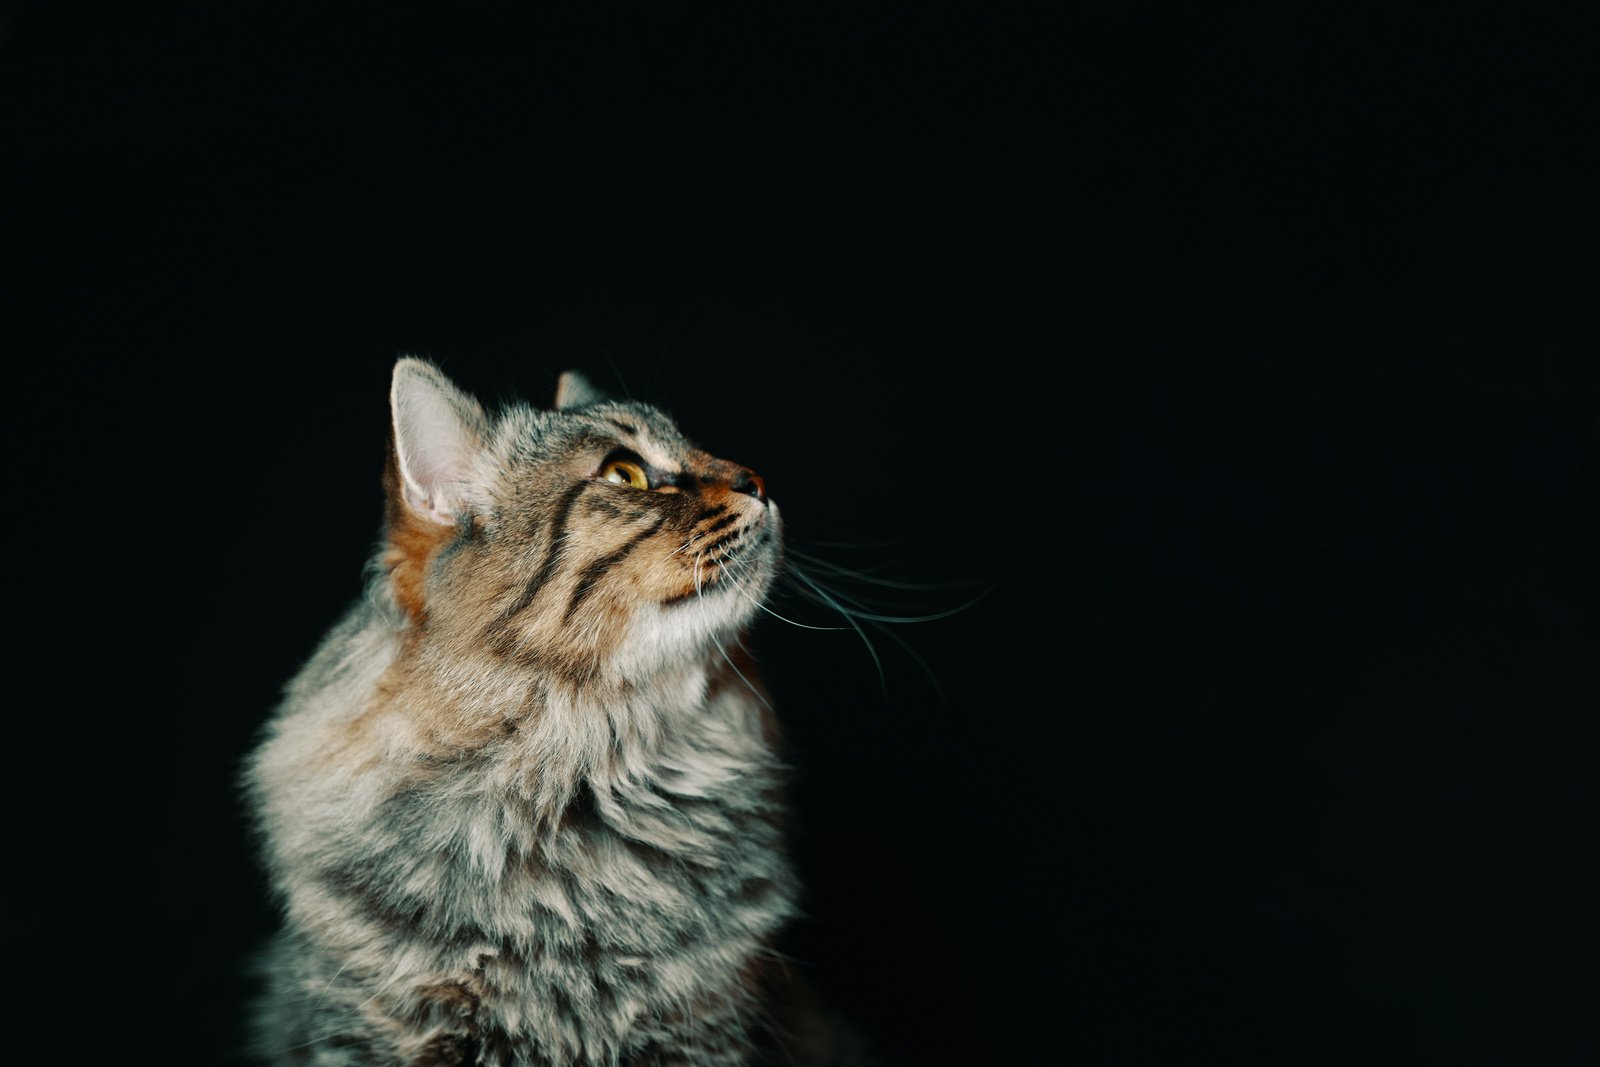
left=243, top=361, right=866, bottom=1066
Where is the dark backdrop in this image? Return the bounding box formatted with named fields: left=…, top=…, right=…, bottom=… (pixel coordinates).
left=8, top=4, right=1594, bottom=1065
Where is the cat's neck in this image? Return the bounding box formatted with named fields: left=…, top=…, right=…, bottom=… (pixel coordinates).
left=363, top=594, right=777, bottom=824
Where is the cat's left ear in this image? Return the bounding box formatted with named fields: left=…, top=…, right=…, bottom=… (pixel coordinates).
left=554, top=370, right=606, bottom=410
left=390, top=358, right=490, bottom=526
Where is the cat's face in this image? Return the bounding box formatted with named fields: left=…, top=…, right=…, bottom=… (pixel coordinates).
left=383, top=361, right=780, bottom=686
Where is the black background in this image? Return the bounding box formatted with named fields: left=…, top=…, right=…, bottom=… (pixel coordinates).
left=8, top=3, right=1595, bottom=1065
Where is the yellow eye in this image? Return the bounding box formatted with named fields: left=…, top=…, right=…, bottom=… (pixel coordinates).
left=600, top=459, right=649, bottom=489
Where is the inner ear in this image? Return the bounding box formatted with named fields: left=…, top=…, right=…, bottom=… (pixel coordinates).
left=390, top=358, right=489, bottom=525
left=555, top=370, right=607, bottom=410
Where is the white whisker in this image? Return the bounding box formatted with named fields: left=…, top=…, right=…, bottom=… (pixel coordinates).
left=786, top=545, right=979, bottom=591
left=783, top=572, right=991, bottom=624
left=783, top=564, right=889, bottom=698
left=728, top=575, right=850, bottom=631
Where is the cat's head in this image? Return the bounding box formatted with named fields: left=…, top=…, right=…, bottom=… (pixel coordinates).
left=379, top=358, right=780, bottom=686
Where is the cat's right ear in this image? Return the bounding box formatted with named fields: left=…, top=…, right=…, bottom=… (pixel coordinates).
left=389, top=358, right=489, bottom=526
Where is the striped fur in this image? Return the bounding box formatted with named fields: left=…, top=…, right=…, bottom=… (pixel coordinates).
left=243, top=361, right=864, bottom=1066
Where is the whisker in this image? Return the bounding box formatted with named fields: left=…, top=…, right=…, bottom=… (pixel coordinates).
left=710, top=574, right=777, bottom=714
left=783, top=572, right=992, bottom=625
left=786, top=547, right=983, bottom=592
left=716, top=635, right=774, bottom=715
left=671, top=529, right=710, bottom=558
left=863, top=615, right=949, bottom=701
left=784, top=565, right=889, bottom=699
left=728, top=576, right=851, bottom=631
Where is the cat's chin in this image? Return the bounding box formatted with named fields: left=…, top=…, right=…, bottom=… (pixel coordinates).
left=673, top=563, right=773, bottom=631
left=617, top=550, right=779, bottom=680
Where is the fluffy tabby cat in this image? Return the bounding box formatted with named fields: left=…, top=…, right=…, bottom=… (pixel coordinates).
left=243, top=359, right=865, bottom=1066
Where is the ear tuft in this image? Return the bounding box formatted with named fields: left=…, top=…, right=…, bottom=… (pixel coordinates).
left=554, top=370, right=607, bottom=410
left=390, top=358, right=489, bottom=525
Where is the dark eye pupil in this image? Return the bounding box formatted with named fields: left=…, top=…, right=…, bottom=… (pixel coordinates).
left=607, top=463, right=643, bottom=486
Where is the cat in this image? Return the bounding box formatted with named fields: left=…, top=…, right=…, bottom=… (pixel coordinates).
left=242, top=359, right=867, bottom=1066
